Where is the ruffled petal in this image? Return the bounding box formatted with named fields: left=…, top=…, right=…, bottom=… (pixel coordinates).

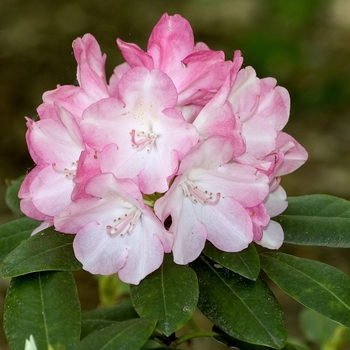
left=275, top=132, right=308, bottom=176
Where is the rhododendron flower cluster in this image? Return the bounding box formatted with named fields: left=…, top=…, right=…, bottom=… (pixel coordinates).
left=19, top=13, right=307, bottom=284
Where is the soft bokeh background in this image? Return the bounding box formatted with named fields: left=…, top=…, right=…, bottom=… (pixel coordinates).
left=1, top=0, right=350, bottom=348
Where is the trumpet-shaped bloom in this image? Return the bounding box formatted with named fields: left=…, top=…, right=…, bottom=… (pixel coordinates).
left=226, top=66, right=290, bottom=159
left=55, top=173, right=172, bottom=284
left=80, top=67, right=198, bottom=194
left=155, top=137, right=270, bottom=264
left=117, top=13, right=234, bottom=107
left=19, top=103, right=85, bottom=221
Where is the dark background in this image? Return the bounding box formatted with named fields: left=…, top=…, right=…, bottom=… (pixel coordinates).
left=1, top=0, right=350, bottom=348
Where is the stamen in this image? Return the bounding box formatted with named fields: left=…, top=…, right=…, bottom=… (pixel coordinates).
left=106, top=208, right=142, bottom=237
left=181, top=180, right=220, bottom=205
left=52, top=161, right=78, bottom=179
left=130, top=129, right=157, bottom=152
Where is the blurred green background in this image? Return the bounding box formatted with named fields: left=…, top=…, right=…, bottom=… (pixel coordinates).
left=1, top=0, right=350, bottom=348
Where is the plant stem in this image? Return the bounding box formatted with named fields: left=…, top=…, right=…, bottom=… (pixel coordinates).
left=176, top=331, right=219, bottom=345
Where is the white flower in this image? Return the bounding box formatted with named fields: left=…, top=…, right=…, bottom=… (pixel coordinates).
left=24, top=335, right=37, bottom=350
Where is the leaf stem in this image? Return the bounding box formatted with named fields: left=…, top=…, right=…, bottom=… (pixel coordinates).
left=176, top=331, right=219, bottom=345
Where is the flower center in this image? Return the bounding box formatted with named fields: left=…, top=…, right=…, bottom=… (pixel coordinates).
left=106, top=207, right=142, bottom=237
left=52, top=161, right=78, bottom=179
left=181, top=179, right=221, bottom=205
left=130, top=129, right=157, bottom=152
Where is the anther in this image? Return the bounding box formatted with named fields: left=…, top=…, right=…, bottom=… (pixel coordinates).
left=181, top=180, right=221, bottom=205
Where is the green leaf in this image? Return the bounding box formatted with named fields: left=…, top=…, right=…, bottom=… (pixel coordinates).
left=214, top=327, right=309, bottom=350
left=130, top=254, right=199, bottom=336
left=141, top=339, right=169, bottom=349
left=191, top=255, right=287, bottom=349
left=1, top=227, right=82, bottom=277
left=260, top=252, right=350, bottom=328
left=0, top=217, right=40, bottom=259
left=81, top=299, right=138, bottom=338
left=275, top=195, right=350, bottom=247
left=203, top=242, right=260, bottom=280
left=299, top=308, right=346, bottom=346
left=77, top=318, right=156, bottom=350
left=3, top=271, right=81, bottom=350
left=98, top=274, right=130, bottom=307
left=5, top=175, right=25, bottom=216
left=82, top=299, right=137, bottom=322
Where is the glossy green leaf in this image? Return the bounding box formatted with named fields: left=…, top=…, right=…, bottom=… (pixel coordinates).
left=203, top=242, right=260, bottom=280
left=191, top=255, right=287, bottom=349
left=5, top=175, right=25, bottom=216
left=77, top=318, right=156, bottom=350
left=260, top=252, right=350, bottom=328
left=81, top=320, right=116, bottom=340
left=3, top=271, right=81, bottom=350
left=130, top=254, right=199, bottom=336
left=0, top=217, right=40, bottom=259
left=214, top=328, right=309, bottom=350
left=275, top=195, right=350, bottom=247
left=1, top=227, right=82, bottom=277
left=81, top=299, right=138, bottom=338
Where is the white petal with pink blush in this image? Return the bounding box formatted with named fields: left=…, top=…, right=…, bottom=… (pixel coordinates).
left=55, top=173, right=172, bottom=284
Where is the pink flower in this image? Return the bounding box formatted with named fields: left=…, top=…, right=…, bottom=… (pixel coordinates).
left=79, top=67, right=198, bottom=194
left=193, top=54, right=246, bottom=158
left=223, top=66, right=308, bottom=248
left=116, top=13, right=234, bottom=110
left=55, top=173, right=172, bottom=284
left=155, top=137, right=270, bottom=264
left=227, top=66, right=290, bottom=159
left=19, top=103, right=85, bottom=223
left=19, top=12, right=308, bottom=283
left=37, top=34, right=114, bottom=123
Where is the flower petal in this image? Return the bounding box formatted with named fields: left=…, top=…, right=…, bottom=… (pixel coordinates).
left=73, top=33, right=109, bottom=99
left=19, top=165, right=53, bottom=221
left=30, top=165, right=76, bottom=217
left=275, top=132, right=309, bottom=176
left=117, top=39, right=154, bottom=70
left=256, top=220, right=284, bottom=249
left=73, top=221, right=128, bottom=275
left=118, top=67, right=178, bottom=110
left=147, top=13, right=194, bottom=75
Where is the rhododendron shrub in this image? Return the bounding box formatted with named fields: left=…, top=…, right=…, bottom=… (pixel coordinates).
left=18, top=13, right=308, bottom=284
left=2, top=13, right=350, bottom=350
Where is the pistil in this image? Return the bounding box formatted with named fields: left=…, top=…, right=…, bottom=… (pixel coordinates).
left=130, top=129, right=157, bottom=152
